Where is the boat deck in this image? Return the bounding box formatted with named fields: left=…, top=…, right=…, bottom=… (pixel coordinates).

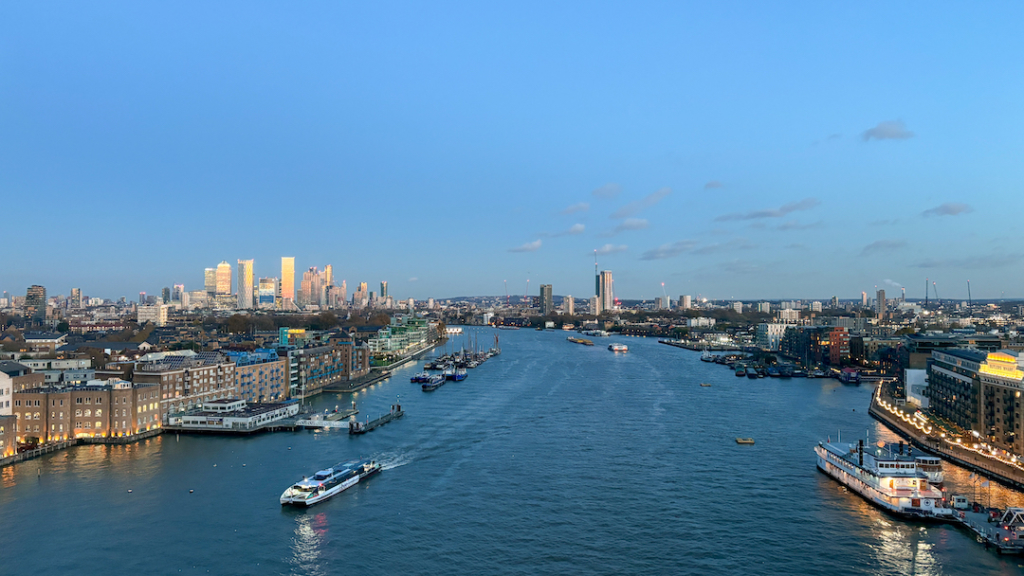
left=957, top=509, right=1024, bottom=554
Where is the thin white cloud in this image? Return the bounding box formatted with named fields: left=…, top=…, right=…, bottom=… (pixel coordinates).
left=862, top=120, right=914, bottom=141
left=776, top=220, right=823, bottom=231
left=715, top=198, right=819, bottom=221
left=605, top=218, right=648, bottom=236
left=639, top=240, right=698, bottom=261
left=509, top=239, right=542, bottom=253
left=611, top=187, right=671, bottom=219
left=591, top=183, right=622, bottom=199
left=922, top=202, right=973, bottom=217
left=860, top=239, right=907, bottom=256
left=704, top=180, right=723, bottom=189
left=553, top=223, right=585, bottom=237
left=595, top=244, right=628, bottom=255
left=691, top=238, right=754, bottom=255
left=408, top=277, right=419, bottom=282
left=561, top=202, right=590, bottom=215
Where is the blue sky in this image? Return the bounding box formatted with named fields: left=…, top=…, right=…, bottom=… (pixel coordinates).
left=2, top=2, right=1023, bottom=302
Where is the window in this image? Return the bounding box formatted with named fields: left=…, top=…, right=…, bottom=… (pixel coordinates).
left=95, top=421, right=101, bottom=429
left=95, top=409, right=102, bottom=417
left=76, top=398, right=82, bottom=405
left=84, top=410, right=91, bottom=417
left=75, top=410, right=82, bottom=417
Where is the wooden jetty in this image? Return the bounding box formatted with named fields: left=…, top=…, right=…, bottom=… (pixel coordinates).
left=349, top=402, right=404, bottom=435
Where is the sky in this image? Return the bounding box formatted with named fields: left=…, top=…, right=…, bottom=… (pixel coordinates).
left=2, top=2, right=1023, bottom=302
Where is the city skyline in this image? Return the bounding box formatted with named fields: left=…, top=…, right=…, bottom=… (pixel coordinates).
left=3, top=4, right=1024, bottom=300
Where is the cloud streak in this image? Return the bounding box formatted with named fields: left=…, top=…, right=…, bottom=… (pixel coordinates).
left=591, top=183, right=622, bottom=199
left=603, top=218, right=648, bottom=236
left=776, top=220, right=822, bottom=231
left=922, top=202, right=973, bottom=217
left=611, top=187, right=671, bottom=219
left=715, top=198, right=819, bottom=221
left=862, top=120, right=914, bottom=141
left=704, top=180, right=723, bottom=189
left=561, top=202, right=589, bottom=215
left=509, top=239, right=542, bottom=253
left=860, top=239, right=907, bottom=256
left=639, top=240, right=698, bottom=260
left=553, top=223, right=585, bottom=237
left=595, top=244, right=628, bottom=255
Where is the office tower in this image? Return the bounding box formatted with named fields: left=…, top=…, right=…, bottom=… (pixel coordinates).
left=323, top=265, right=333, bottom=288
left=237, top=260, right=254, bottom=309
left=598, top=271, right=614, bottom=312
left=216, top=261, right=232, bottom=296
left=25, top=285, right=46, bottom=322
left=564, top=295, right=574, bottom=316
left=810, top=301, right=823, bottom=312
left=540, top=284, right=553, bottom=315
left=861, top=291, right=868, bottom=307
left=281, top=257, right=295, bottom=301
left=258, top=278, right=277, bottom=309
left=161, top=287, right=171, bottom=304
left=299, top=267, right=321, bottom=306
left=680, top=295, right=692, bottom=310
left=380, top=281, right=388, bottom=301
left=339, top=280, right=347, bottom=304
left=70, top=288, right=82, bottom=309
left=875, top=289, right=886, bottom=318
left=591, top=295, right=602, bottom=315
left=204, top=268, right=217, bottom=295
left=830, top=296, right=839, bottom=309
left=172, top=284, right=185, bottom=303
left=139, top=292, right=146, bottom=304
left=756, top=302, right=771, bottom=314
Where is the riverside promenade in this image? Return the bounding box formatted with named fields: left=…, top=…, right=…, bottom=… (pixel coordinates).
left=869, top=389, right=1024, bottom=491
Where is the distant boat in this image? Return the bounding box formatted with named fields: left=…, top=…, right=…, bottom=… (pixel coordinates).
left=608, top=343, right=628, bottom=353
left=736, top=438, right=755, bottom=445
left=700, top=383, right=712, bottom=387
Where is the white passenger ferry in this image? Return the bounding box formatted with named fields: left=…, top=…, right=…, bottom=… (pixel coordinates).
left=815, top=438, right=952, bottom=520
left=608, top=343, right=628, bottom=353
left=280, top=460, right=381, bottom=506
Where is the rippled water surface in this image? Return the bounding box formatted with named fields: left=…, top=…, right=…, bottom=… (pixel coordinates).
left=2, top=328, right=1023, bottom=575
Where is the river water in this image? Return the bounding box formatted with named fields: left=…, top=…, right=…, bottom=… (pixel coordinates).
left=2, top=328, right=1023, bottom=575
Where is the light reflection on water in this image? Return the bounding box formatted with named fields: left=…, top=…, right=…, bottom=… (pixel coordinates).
left=288, top=512, right=330, bottom=576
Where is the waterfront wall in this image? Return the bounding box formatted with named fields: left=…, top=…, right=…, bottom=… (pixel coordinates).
left=0, top=429, right=164, bottom=469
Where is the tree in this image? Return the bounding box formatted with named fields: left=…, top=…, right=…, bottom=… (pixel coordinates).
left=56, top=321, right=70, bottom=333
left=225, top=314, right=252, bottom=334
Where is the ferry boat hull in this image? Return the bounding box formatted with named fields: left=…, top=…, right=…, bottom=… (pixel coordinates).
left=815, top=443, right=952, bottom=521
left=280, top=461, right=381, bottom=507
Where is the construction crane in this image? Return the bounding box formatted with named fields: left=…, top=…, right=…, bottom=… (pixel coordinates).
left=967, top=280, right=972, bottom=315
left=932, top=281, right=940, bottom=305
left=524, top=279, right=530, bottom=303
left=504, top=280, right=509, bottom=307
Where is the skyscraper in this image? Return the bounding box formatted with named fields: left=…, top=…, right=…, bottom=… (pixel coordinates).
left=564, top=295, right=574, bottom=316
left=204, top=268, right=217, bottom=295
left=161, top=287, right=171, bottom=304
left=25, top=285, right=46, bottom=322
left=237, top=259, right=254, bottom=309
left=861, top=291, right=868, bottom=307
left=281, top=257, right=295, bottom=301
left=380, top=281, right=388, bottom=301
left=875, top=289, right=886, bottom=318
left=172, top=284, right=185, bottom=303
left=540, top=284, right=553, bottom=315
left=680, top=295, right=692, bottom=310
left=70, top=287, right=82, bottom=309
left=598, top=271, right=614, bottom=312
left=216, top=261, right=232, bottom=296
left=258, top=277, right=277, bottom=309
left=323, top=265, right=333, bottom=288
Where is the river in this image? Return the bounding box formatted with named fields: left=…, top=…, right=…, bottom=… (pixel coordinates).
left=2, top=328, right=1022, bottom=575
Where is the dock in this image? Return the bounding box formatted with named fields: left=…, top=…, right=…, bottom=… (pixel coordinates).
left=349, top=403, right=404, bottom=435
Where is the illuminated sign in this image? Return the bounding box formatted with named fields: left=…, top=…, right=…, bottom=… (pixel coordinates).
left=980, top=352, right=1024, bottom=381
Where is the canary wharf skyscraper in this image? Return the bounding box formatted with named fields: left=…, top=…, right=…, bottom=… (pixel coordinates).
left=281, top=257, right=295, bottom=301
left=237, top=259, right=254, bottom=309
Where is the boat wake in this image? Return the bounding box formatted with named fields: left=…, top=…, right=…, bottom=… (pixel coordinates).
left=376, top=450, right=415, bottom=471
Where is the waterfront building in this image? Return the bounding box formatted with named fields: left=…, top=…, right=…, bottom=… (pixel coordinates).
left=12, top=379, right=161, bottom=444
left=25, top=285, right=46, bottom=323
left=258, top=277, right=277, bottom=309
left=780, top=326, right=850, bottom=366
left=925, top=349, right=1024, bottom=455
left=875, top=289, right=886, bottom=318
left=168, top=398, right=298, bottom=430
left=133, top=352, right=237, bottom=417
left=70, top=288, right=82, bottom=309
left=281, top=344, right=347, bottom=399
left=223, top=349, right=287, bottom=403
left=237, top=259, right=255, bottom=309
left=0, top=413, right=14, bottom=457
left=540, top=284, right=554, bottom=315
left=687, top=317, right=716, bottom=328
left=137, top=304, right=169, bottom=327
left=679, top=295, right=692, bottom=310
left=564, top=295, right=574, bottom=316
left=1, top=371, right=11, bottom=415
left=599, top=271, right=614, bottom=312
left=367, top=316, right=430, bottom=357
left=755, top=323, right=787, bottom=352
left=281, top=257, right=295, bottom=302
left=590, top=295, right=602, bottom=315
